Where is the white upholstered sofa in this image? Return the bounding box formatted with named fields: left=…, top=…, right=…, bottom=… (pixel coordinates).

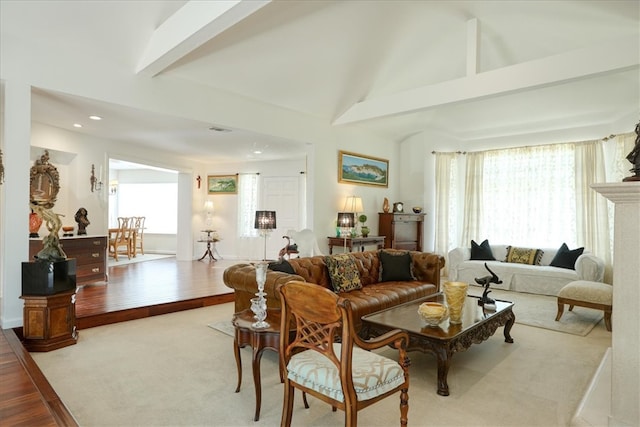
left=448, top=244, right=605, bottom=296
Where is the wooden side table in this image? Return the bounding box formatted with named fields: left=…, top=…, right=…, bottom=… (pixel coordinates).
left=20, top=290, right=78, bottom=352
left=327, top=235, right=385, bottom=254
left=232, top=308, right=291, bottom=421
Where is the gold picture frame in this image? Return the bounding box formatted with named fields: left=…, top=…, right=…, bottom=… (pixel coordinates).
left=207, top=175, right=238, bottom=194
left=338, top=150, right=389, bottom=187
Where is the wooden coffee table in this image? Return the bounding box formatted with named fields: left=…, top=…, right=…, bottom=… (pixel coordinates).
left=361, top=293, right=515, bottom=396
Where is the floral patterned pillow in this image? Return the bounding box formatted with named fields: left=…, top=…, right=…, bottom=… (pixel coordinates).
left=325, top=254, right=362, bottom=293
left=505, top=246, right=544, bottom=265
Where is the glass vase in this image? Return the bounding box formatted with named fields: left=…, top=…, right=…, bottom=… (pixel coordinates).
left=251, top=262, right=269, bottom=329
left=443, top=281, right=468, bottom=324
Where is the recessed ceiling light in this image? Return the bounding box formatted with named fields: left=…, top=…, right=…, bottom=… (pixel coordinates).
left=253, top=150, right=262, bottom=154
left=73, top=123, right=83, bottom=128
left=89, top=115, right=102, bottom=121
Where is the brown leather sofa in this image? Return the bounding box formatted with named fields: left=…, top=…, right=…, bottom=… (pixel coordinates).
left=223, top=249, right=444, bottom=331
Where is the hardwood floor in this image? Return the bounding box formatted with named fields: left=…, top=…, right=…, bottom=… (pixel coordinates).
left=76, top=257, right=236, bottom=329
left=1, top=257, right=240, bottom=427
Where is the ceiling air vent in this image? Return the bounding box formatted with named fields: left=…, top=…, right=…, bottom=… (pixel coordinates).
left=208, top=126, right=231, bottom=133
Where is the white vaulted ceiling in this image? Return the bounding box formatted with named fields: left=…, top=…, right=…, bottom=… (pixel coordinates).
left=1, top=0, right=639, bottom=163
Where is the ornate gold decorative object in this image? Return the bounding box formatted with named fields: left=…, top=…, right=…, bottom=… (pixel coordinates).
left=30, top=150, right=60, bottom=209
left=443, top=281, right=469, bottom=324
left=29, top=150, right=65, bottom=261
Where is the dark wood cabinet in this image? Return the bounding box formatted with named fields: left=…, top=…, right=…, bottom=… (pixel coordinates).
left=29, top=236, right=107, bottom=285
left=20, top=290, right=78, bottom=352
left=378, top=213, right=425, bottom=251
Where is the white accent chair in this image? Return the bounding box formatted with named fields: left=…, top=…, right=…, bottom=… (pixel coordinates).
left=285, top=229, right=324, bottom=257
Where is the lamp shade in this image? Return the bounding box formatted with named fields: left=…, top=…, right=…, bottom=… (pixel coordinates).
left=343, top=196, right=363, bottom=213
left=254, top=210, right=277, bottom=230
left=337, top=212, right=355, bottom=228
left=204, top=200, right=214, bottom=212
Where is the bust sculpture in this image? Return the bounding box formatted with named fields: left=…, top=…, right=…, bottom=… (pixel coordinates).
left=623, top=120, right=640, bottom=182
left=75, top=207, right=90, bottom=235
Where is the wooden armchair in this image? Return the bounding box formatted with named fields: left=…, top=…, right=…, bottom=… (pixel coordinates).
left=108, top=217, right=133, bottom=261
left=132, top=216, right=146, bottom=256
left=278, top=281, right=410, bottom=427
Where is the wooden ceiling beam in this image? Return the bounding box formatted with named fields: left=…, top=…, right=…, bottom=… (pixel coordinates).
left=136, top=0, right=271, bottom=77
left=334, top=36, right=639, bottom=125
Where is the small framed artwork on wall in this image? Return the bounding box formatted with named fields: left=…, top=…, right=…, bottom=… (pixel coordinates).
left=207, top=175, right=238, bottom=194
left=338, top=150, right=389, bottom=187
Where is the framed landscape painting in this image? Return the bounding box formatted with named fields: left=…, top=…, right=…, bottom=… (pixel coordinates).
left=207, top=175, right=237, bottom=194
left=338, top=150, right=389, bottom=187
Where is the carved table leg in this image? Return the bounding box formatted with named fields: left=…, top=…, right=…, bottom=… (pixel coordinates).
left=233, top=338, right=242, bottom=393
left=252, top=346, right=267, bottom=422
left=503, top=311, right=515, bottom=343
left=434, top=347, right=451, bottom=396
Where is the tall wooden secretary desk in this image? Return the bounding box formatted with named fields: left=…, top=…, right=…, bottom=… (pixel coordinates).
left=378, top=213, right=425, bottom=251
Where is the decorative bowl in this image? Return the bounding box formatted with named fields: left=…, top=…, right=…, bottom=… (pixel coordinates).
left=62, top=226, right=74, bottom=233
left=418, top=302, right=449, bottom=326
left=412, top=207, right=423, bottom=214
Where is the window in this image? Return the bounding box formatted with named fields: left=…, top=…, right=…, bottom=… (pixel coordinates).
left=117, top=183, right=177, bottom=234
left=480, top=144, right=576, bottom=247
left=237, top=174, right=259, bottom=237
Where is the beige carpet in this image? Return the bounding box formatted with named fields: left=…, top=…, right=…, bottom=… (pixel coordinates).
left=468, top=287, right=604, bottom=336
left=32, top=302, right=612, bottom=427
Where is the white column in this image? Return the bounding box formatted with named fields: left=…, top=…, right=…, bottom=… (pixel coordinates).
left=592, top=182, right=640, bottom=427
left=176, top=171, right=193, bottom=261
left=1, top=80, right=31, bottom=328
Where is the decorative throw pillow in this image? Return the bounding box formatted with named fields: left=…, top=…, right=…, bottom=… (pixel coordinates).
left=550, top=243, right=584, bottom=270
left=325, top=254, right=362, bottom=293
left=268, top=259, right=296, bottom=274
left=504, top=246, right=544, bottom=265
left=379, top=250, right=414, bottom=282
left=470, top=239, right=496, bottom=260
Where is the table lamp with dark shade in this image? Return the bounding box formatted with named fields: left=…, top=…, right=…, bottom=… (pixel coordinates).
left=337, top=212, right=355, bottom=252
left=254, top=210, right=277, bottom=260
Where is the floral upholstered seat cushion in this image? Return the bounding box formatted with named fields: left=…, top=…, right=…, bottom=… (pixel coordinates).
left=286, top=343, right=405, bottom=402
left=325, top=254, right=362, bottom=293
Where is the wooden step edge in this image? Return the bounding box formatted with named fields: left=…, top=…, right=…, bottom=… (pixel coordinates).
left=4, top=328, right=79, bottom=427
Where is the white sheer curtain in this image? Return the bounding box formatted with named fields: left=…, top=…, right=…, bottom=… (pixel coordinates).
left=574, top=141, right=611, bottom=281
left=434, top=152, right=458, bottom=275
left=237, top=174, right=259, bottom=238
left=477, top=144, right=576, bottom=248
left=461, top=152, right=484, bottom=245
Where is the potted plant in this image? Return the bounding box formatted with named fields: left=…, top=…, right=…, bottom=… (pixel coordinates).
left=358, top=214, right=369, bottom=237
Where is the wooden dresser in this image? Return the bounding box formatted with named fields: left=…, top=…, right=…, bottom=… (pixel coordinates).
left=29, top=235, right=108, bottom=285
left=378, top=213, right=425, bottom=251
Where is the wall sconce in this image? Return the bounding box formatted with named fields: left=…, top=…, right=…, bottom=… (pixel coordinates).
left=91, top=164, right=103, bottom=192
left=109, top=180, right=118, bottom=195
left=254, top=210, right=277, bottom=261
